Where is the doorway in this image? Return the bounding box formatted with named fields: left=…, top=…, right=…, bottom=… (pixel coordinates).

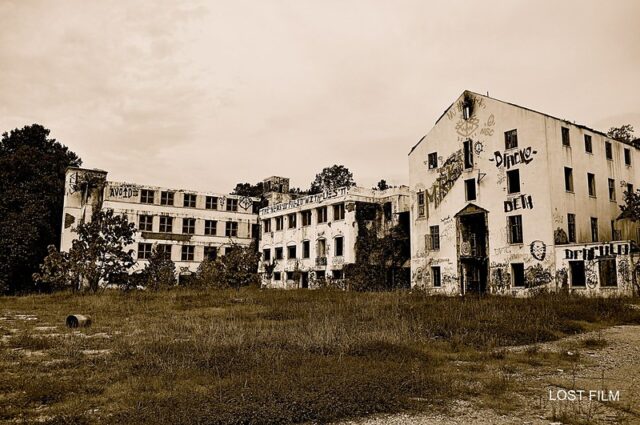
left=456, top=205, right=489, bottom=294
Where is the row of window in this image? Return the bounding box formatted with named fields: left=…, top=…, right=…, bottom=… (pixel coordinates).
left=263, top=237, right=344, bottom=261
left=263, top=204, right=345, bottom=233
left=562, top=127, right=632, bottom=166
left=139, top=189, right=246, bottom=211
left=271, top=269, right=343, bottom=281
left=137, top=243, right=228, bottom=261
left=138, top=215, right=240, bottom=237
left=563, top=168, right=633, bottom=201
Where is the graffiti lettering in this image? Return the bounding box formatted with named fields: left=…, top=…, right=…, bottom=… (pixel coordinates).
left=108, top=184, right=139, bottom=199
left=504, top=194, right=533, bottom=212
left=423, top=150, right=463, bottom=218
left=490, top=147, right=538, bottom=169
left=564, top=243, right=630, bottom=260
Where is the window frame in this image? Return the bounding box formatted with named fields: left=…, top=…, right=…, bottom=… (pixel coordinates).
left=567, top=213, right=576, bottom=243
left=205, top=196, right=218, bottom=210
left=181, top=245, right=195, bottom=261
left=587, top=173, right=596, bottom=197
left=591, top=217, right=599, bottom=242
left=504, top=129, right=518, bottom=150
left=160, top=191, right=174, bottom=206
left=506, top=169, right=521, bottom=194
left=226, top=198, right=238, bottom=212
left=182, top=218, right=196, bottom=235
left=508, top=215, right=523, bottom=244
left=183, top=193, right=197, bottom=208
left=427, top=152, right=438, bottom=169
left=139, top=214, right=153, bottom=232
left=584, top=134, right=592, bottom=153
left=159, top=216, right=173, bottom=233
left=464, top=178, right=477, bottom=201
left=204, top=220, right=217, bottom=236
left=605, top=141, right=613, bottom=160
left=561, top=127, right=570, bottom=147
left=608, top=178, right=616, bottom=201
left=564, top=167, right=574, bottom=192
left=137, top=242, right=153, bottom=260
left=334, top=236, right=344, bottom=257
left=225, top=221, right=238, bottom=237
left=511, top=263, right=525, bottom=287
left=140, top=189, right=155, bottom=204
left=432, top=266, right=441, bottom=287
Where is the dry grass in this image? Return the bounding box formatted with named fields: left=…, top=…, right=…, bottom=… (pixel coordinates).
left=1, top=289, right=638, bottom=424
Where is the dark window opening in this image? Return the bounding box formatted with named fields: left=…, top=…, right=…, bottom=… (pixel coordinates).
left=428, top=152, right=438, bottom=169
left=511, top=263, right=525, bottom=287
left=432, top=266, right=441, bottom=287
left=508, top=215, right=523, bottom=244
left=334, top=236, right=344, bottom=257
left=564, top=167, right=573, bottom=192
left=591, top=217, right=598, bottom=242
left=507, top=169, right=520, bottom=194
left=287, top=245, right=297, bottom=259
left=465, top=178, right=476, bottom=201
left=183, top=193, right=196, bottom=208
left=206, top=196, right=218, bottom=209
left=584, top=135, right=592, bottom=153
left=599, top=258, right=617, bottom=287
left=567, top=213, right=576, bottom=243
left=302, top=240, right=310, bottom=258
left=624, top=148, right=631, bottom=166
left=562, top=127, right=570, bottom=146
left=161, top=191, right=174, bottom=206
left=505, top=129, right=518, bottom=150
left=570, top=261, right=585, bottom=287
left=605, top=141, right=613, bottom=160
left=463, top=139, right=473, bottom=169
left=587, top=173, right=596, bottom=197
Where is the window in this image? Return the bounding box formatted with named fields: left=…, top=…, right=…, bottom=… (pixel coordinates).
left=286, top=271, right=295, bottom=281
left=204, top=246, right=217, bottom=261
left=302, top=240, right=310, bottom=258
left=182, top=218, right=195, bottom=234
left=605, top=141, right=613, bottom=160
left=288, top=213, right=297, bottom=228
left=316, top=271, right=326, bottom=280
left=611, top=220, right=620, bottom=240
left=465, top=178, right=476, bottom=201
left=564, top=167, right=574, bottom=192
left=570, top=261, right=586, bottom=287
left=591, top=217, right=598, bottom=242
left=334, top=236, right=344, bottom=257
left=181, top=245, right=195, bottom=261
left=505, top=129, right=518, bottom=150
left=274, top=247, right=283, bottom=260
left=273, top=272, right=282, bottom=281
left=624, top=148, right=631, bottom=166
left=262, top=248, right=271, bottom=262
left=627, top=183, right=634, bottom=196
left=263, top=219, right=271, bottom=233
left=506, top=169, right=520, bottom=194
left=287, top=245, right=297, bottom=259
left=427, top=152, right=438, bottom=169
left=317, top=206, right=328, bottom=223
left=139, top=215, right=153, bottom=232
left=587, top=173, right=596, bottom=197
left=417, top=192, right=425, bottom=218
left=584, top=135, right=592, bottom=153
left=301, top=210, right=312, bottom=226
left=138, top=243, right=153, bottom=259
left=226, top=198, right=238, bottom=211
left=599, top=258, right=617, bottom=287
left=317, top=239, right=326, bottom=257
left=158, top=244, right=172, bottom=260
left=225, top=221, right=238, bottom=237
left=160, top=191, right=174, bottom=206
left=508, top=215, right=523, bottom=244
left=511, top=263, right=525, bottom=287
left=332, top=270, right=344, bottom=280
left=183, top=193, right=196, bottom=208
left=428, top=225, right=440, bottom=250
left=567, top=213, right=576, bottom=243
left=608, top=178, right=616, bottom=201
left=432, top=266, right=441, bottom=287
left=561, top=127, right=570, bottom=146
left=206, top=196, right=218, bottom=210
left=463, top=139, right=473, bottom=169
left=141, top=189, right=154, bottom=204
left=204, top=220, right=217, bottom=236
left=275, top=216, right=283, bottom=231
left=159, top=216, right=173, bottom=233
left=333, top=203, right=345, bottom=221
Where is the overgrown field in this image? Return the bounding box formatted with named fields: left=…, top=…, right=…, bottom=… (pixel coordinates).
left=1, top=289, right=639, bottom=424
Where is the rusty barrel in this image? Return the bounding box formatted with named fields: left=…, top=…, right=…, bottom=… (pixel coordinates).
left=66, top=314, right=92, bottom=328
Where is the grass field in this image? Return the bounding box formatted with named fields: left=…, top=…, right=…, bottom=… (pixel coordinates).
left=1, top=289, right=639, bottom=424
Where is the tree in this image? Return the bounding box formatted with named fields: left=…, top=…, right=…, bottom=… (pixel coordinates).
left=34, top=209, right=136, bottom=292
left=232, top=182, right=264, bottom=197
left=607, top=124, right=635, bottom=143
left=619, top=188, right=640, bottom=222
left=195, top=242, right=260, bottom=290
left=375, top=179, right=389, bottom=190
left=309, top=165, right=356, bottom=194
left=138, top=246, right=176, bottom=291
left=0, top=124, right=81, bottom=293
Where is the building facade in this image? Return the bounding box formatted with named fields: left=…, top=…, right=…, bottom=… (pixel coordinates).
left=408, top=91, right=640, bottom=296
left=258, top=186, right=410, bottom=288
left=61, top=167, right=260, bottom=276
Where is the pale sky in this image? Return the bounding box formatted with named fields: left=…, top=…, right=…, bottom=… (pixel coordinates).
left=1, top=0, right=639, bottom=192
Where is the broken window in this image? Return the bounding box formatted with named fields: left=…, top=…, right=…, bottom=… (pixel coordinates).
left=138, top=243, right=153, bottom=260
left=226, top=198, right=238, bottom=212
left=141, top=189, right=155, bottom=204
left=286, top=271, right=295, bottom=281
left=428, top=152, right=438, bottom=169
left=417, top=192, right=425, bottom=218
left=333, top=203, right=345, bottom=221
left=159, top=216, right=173, bottom=233
left=262, top=249, right=271, bottom=262
left=275, top=216, right=283, bottom=231
left=204, top=246, right=217, bottom=261
left=505, top=129, right=518, bottom=150
left=317, top=206, right=328, bottom=223
left=181, top=245, right=195, bottom=261
left=288, top=213, right=297, bottom=228
left=206, top=196, right=218, bottom=210
left=507, top=169, right=520, bottom=194
left=584, top=134, right=592, bottom=153
left=561, top=127, right=570, bottom=146
left=587, top=173, right=596, bottom=197
left=275, top=247, right=283, bottom=260
left=625, top=148, right=631, bottom=166
left=334, top=236, right=344, bottom=257
left=160, top=191, right=174, bottom=206
left=599, top=258, right=617, bottom=287
left=302, top=240, right=310, bottom=258
left=263, top=219, right=271, bottom=233
left=182, top=218, right=196, bottom=234
left=139, top=214, right=153, bottom=232
left=287, top=245, right=297, bottom=259
left=273, top=272, right=282, bottom=281
left=567, top=213, right=576, bottom=243
left=183, top=193, right=196, bottom=208
left=511, top=263, right=525, bottom=287
left=591, top=217, right=598, bottom=242
left=301, top=210, right=312, bottom=226
left=564, top=167, right=573, bottom=192
left=508, top=215, right=523, bottom=244
left=463, top=139, right=473, bottom=169
left=432, top=266, right=441, bottom=287
left=605, top=141, right=613, bottom=160
left=204, top=220, right=217, bottom=236
left=570, top=261, right=585, bottom=287
left=465, top=178, right=476, bottom=201
left=225, top=221, right=238, bottom=237
left=608, top=178, right=616, bottom=201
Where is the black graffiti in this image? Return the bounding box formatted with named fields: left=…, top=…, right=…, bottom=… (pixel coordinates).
left=530, top=240, right=546, bottom=261
left=490, top=147, right=537, bottom=169
left=564, top=243, right=629, bottom=260
left=504, top=194, right=533, bottom=212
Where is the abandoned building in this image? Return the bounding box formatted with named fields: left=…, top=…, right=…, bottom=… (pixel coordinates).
left=409, top=90, right=640, bottom=295
left=258, top=185, right=411, bottom=288
left=61, top=167, right=260, bottom=276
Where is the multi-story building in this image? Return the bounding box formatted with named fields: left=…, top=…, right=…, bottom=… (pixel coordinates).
left=409, top=91, right=640, bottom=296
left=258, top=186, right=411, bottom=288
left=61, top=167, right=260, bottom=276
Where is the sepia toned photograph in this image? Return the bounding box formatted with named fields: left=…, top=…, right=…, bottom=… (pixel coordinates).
left=1, top=1, right=639, bottom=423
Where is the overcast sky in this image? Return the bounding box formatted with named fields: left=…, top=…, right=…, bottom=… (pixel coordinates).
left=1, top=0, right=639, bottom=192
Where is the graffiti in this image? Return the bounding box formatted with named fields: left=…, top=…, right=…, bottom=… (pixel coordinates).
left=460, top=241, right=471, bottom=256
left=455, top=117, right=480, bottom=137
left=554, top=228, right=569, bottom=244
left=440, top=215, right=452, bottom=224
left=490, top=147, right=538, bottom=169
left=490, top=267, right=511, bottom=292
left=529, top=240, right=547, bottom=261
left=260, top=187, right=348, bottom=214
left=423, top=150, right=463, bottom=218
left=485, top=114, right=495, bottom=127
left=564, top=243, right=629, bottom=260
left=525, top=264, right=553, bottom=288
left=412, top=267, right=424, bottom=284
left=556, top=268, right=568, bottom=288
left=446, top=94, right=486, bottom=121
left=332, top=257, right=344, bottom=265
left=585, top=261, right=598, bottom=289
left=474, top=141, right=484, bottom=154
left=504, top=194, right=533, bottom=212
left=238, top=196, right=253, bottom=210
left=620, top=180, right=627, bottom=188
left=108, top=183, right=139, bottom=199
left=618, top=259, right=630, bottom=285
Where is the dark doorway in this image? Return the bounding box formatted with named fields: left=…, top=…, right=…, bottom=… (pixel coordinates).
left=456, top=205, right=489, bottom=294
left=301, top=272, right=309, bottom=289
